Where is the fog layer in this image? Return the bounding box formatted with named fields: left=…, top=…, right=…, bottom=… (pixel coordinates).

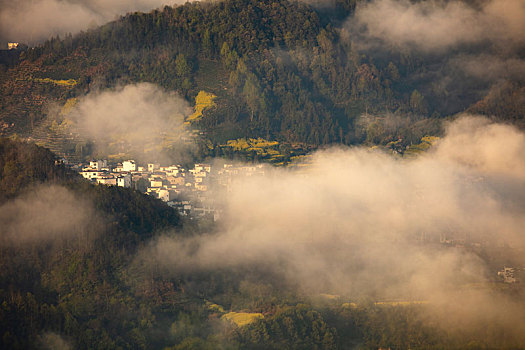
left=353, top=0, right=525, bottom=52
left=0, top=0, right=180, bottom=45
left=66, top=83, right=190, bottom=162
left=140, top=116, right=525, bottom=302
left=0, top=185, right=96, bottom=245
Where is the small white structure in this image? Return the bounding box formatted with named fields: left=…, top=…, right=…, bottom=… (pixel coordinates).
left=150, top=179, right=163, bottom=188
left=148, top=163, right=160, bottom=172
left=194, top=163, right=211, bottom=173
left=158, top=189, right=177, bottom=202
left=96, top=176, right=117, bottom=186
left=122, top=160, right=136, bottom=172
left=117, top=174, right=132, bottom=188
left=89, top=160, right=107, bottom=170
left=163, top=165, right=180, bottom=176
left=80, top=170, right=105, bottom=180
left=498, top=267, right=518, bottom=283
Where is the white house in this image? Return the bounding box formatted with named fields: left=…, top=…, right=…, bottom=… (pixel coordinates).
left=80, top=170, right=105, bottom=180
left=148, top=163, right=160, bottom=172
left=150, top=179, right=163, bottom=188
left=122, top=160, right=137, bottom=172
left=117, top=174, right=132, bottom=187
left=89, top=160, right=107, bottom=170
left=158, top=189, right=176, bottom=202
left=96, top=176, right=117, bottom=186
left=194, top=163, right=211, bottom=173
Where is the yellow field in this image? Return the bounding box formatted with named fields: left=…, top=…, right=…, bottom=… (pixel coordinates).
left=341, top=302, right=358, bottom=308
left=374, top=301, right=429, bottom=306
left=221, top=312, right=264, bottom=327
left=34, top=77, right=78, bottom=87
left=404, top=135, right=441, bottom=157
left=60, top=98, right=78, bottom=116
left=187, top=90, right=217, bottom=122
left=207, top=303, right=225, bottom=313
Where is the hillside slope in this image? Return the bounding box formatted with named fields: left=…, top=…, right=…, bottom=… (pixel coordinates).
left=0, top=0, right=523, bottom=151
left=0, top=138, right=183, bottom=348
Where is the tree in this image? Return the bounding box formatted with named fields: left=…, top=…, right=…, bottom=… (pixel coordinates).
left=175, top=54, right=191, bottom=77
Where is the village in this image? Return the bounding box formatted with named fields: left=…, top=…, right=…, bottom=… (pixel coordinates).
left=71, top=158, right=265, bottom=221
left=67, top=158, right=525, bottom=284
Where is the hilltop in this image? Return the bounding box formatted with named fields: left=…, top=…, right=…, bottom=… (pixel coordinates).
left=1, top=0, right=523, bottom=161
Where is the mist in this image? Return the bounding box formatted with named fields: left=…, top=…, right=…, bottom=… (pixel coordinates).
left=39, top=332, right=72, bottom=350
left=351, top=0, right=525, bottom=52
left=339, top=0, right=525, bottom=115
left=63, top=82, right=192, bottom=163
left=0, top=0, right=186, bottom=45
left=450, top=54, right=525, bottom=83
left=133, top=115, right=525, bottom=334
left=0, top=185, right=97, bottom=245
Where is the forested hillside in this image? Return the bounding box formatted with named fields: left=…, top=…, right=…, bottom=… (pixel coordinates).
left=1, top=0, right=525, bottom=348
left=2, top=0, right=522, bottom=155
left=0, top=138, right=182, bottom=348
left=2, top=138, right=525, bottom=349
left=1, top=137, right=524, bottom=349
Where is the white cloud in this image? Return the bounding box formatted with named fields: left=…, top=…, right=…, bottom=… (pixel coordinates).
left=351, top=0, right=525, bottom=52
left=0, top=0, right=181, bottom=44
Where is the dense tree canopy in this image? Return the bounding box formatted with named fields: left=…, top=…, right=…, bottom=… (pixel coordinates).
left=2, top=0, right=521, bottom=152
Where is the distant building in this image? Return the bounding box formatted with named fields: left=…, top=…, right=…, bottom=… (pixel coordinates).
left=117, top=174, right=132, bottom=188
left=80, top=169, right=105, bottom=180
left=167, top=175, right=185, bottom=187
left=150, top=179, right=163, bottom=188
left=498, top=267, right=520, bottom=283
left=7, top=42, right=19, bottom=50
left=122, top=160, right=136, bottom=172
left=158, top=189, right=176, bottom=202
left=148, top=163, right=160, bottom=172
left=89, top=160, right=107, bottom=170
left=163, top=165, right=180, bottom=176
left=96, top=176, right=117, bottom=186
left=194, top=163, right=211, bottom=173
left=168, top=200, right=192, bottom=215
left=195, top=183, right=208, bottom=191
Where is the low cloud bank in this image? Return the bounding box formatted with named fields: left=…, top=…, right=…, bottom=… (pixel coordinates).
left=136, top=115, right=525, bottom=335
left=39, top=332, right=72, bottom=350
left=65, top=83, right=191, bottom=162
left=0, top=0, right=179, bottom=45
left=0, top=185, right=96, bottom=245
left=351, top=0, right=525, bottom=52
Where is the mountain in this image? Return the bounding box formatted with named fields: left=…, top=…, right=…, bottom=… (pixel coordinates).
left=0, top=138, right=183, bottom=348
left=3, top=136, right=525, bottom=350
left=1, top=0, right=522, bottom=158
left=1, top=0, right=525, bottom=347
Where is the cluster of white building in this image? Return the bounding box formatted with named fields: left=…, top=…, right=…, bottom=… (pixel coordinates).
left=498, top=267, right=522, bottom=284
left=79, top=160, right=132, bottom=188
left=76, top=159, right=265, bottom=220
